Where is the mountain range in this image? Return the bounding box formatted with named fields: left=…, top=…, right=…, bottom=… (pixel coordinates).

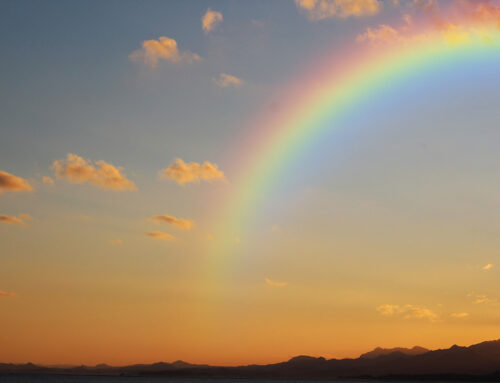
left=2, top=339, right=500, bottom=380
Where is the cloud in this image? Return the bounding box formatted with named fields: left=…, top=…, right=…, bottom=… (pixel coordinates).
left=212, top=73, right=245, bottom=88
left=52, top=154, right=136, bottom=191
left=234, top=237, right=241, bottom=244
left=129, top=36, right=201, bottom=68
left=0, top=171, right=33, bottom=194
left=147, top=231, right=176, bottom=241
left=295, top=0, right=382, bottom=20
left=265, top=278, right=288, bottom=287
left=450, top=312, right=469, bottom=318
left=0, top=290, right=16, bottom=297
left=159, top=158, right=226, bottom=185
left=468, top=293, right=497, bottom=305
left=356, top=24, right=402, bottom=44
left=151, top=215, right=194, bottom=230
left=0, top=214, right=31, bottom=225
left=482, top=263, right=494, bottom=270
left=202, top=8, right=223, bottom=33
left=357, top=1, right=500, bottom=47
left=42, top=176, right=54, bottom=185
left=109, top=239, right=123, bottom=246
left=376, top=304, right=439, bottom=321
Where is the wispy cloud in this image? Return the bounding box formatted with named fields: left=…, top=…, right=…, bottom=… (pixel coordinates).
left=202, top=8, right=223, bottom=33
left=482, top=263, right=494, bottom=270
left=468, top=293, right=498, bottom=305
left=376, top=304, right=439, bottom=322
left=130, top=36, right=201, bottom=68
left=265, top=278, right=288, bottom=287
left=52, top=154, right=136, bottom=191
left=42, top=176, right=54, bottom=185
left=212, top=73, right=245, bottom=88
left=0, top=214, right=31, bottom=225
left=151, top=215, right=194, bottom=230
left=295, top=0, right=382, bottom=20
left=159, top=158, right=226, bottom=186
left=109, top=239, right=123, bottom=246
left=0, top=290, right=16, bottom=297
left=147, top=231, right=176, bottom=241
left=0, top=171, right=33, bottom=194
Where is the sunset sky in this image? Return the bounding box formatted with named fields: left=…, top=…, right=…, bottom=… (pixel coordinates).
left=1, top=0, right=500, bottom=366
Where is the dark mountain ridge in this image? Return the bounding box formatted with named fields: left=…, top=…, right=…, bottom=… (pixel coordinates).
left=2, top=339, right=500, bottom=380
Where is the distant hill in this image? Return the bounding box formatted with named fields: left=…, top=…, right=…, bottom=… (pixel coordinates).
left=360, top=345, right=429, bottom=359
left=2, top=339, right=500, bottom=380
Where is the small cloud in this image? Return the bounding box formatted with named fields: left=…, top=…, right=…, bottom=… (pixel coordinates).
left=482, top=263, right=494, bottom=270
left=450, top=312, right=469, bottom=319
left=109, top=239, right=123, bottom=246
left=151, top=215, right=194, bottom=231
left=147, top=231, right=176, bottom=242
left=129, top=36, right=201, bottom=68
left=159, top=158, right=226, bottom=186
left=234, top=237, right=241, bottom=244
left=0, top=170, right=33, bottom=194
left=356, top=24, right=401, bottom=45
left=0, top=214, right=31, bottom=225
left=52, top=153, right=136, bottom=191
left=212, top=73, right=245, bottom=88
left=42, top=176, right=54, bottom=185
left=376, top=304, right=439, bottom=322
left=265, top=277, right=287, bottom=287
left=468, top=293, right=497, bottom=305
left=206, top=234, right=214, bottom=241
left=0, top=290, right=16, bottom=297
left=295, top=0, right=382, bottom=20
left=202, top=8, right=223, bottom=34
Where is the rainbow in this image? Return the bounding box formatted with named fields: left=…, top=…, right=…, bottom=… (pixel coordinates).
left=208, top=25, right=500, bottom=267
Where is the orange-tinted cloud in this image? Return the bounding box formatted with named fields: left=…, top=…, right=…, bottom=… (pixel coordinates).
left=265, top=278, right=287, bottom=287
left=0, top=290, right=16, bottom=297
left=0, top=171, right=33, bottom=194
left=357, top=1, right=500, bottom=47
left=151, top=215, right=194, bottom=230
left=295, top=0, right=382, bottom=20
left=482, top=263, right=494, bottom=270
left=147, top=231, right=176, bottom=241
left=52, top=154, right=136, bottom=191
left=212, top=73, right=245, bottom=88
left=202, top=8, right=223, bottom=33
left=42, top=176, right=54, bottom=185
left=129, top=36, right=201, bottom=68
left=0, top=214, right=31, bottom=225
left=159, top=158, right=226, bottom=185
left=377, top=304, right=439, bottom=321
left=109, top=239, right=123, bottom=246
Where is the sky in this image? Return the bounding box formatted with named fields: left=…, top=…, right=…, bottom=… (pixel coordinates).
left=1, top=0, right=500, bottom=366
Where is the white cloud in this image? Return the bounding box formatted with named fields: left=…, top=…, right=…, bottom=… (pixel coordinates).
left=212, top=73, right=245, bottom=88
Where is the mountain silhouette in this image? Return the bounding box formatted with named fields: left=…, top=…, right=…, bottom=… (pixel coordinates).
left=2, top=339, right=500, bottom=380
left=360, top=345, right=429, bottom=359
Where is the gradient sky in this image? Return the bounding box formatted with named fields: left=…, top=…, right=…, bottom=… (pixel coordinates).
left=1, top=0, right=500, bottom=366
